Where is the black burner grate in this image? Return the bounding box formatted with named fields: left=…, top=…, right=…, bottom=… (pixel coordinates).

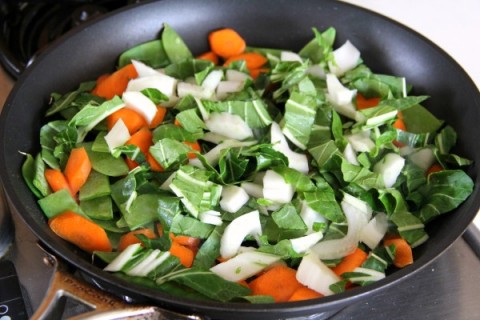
left=0, top=0, right=141, bottom=78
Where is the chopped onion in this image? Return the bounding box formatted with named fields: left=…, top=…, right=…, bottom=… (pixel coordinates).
left=202, top=70, right=223, bottom=92
left=343, top=142, right=359, bottom=165
left=220, top=185, right=250, bottom=213
left=126, top=73, right=177, bottom=99
left=205, top=112, right=253, bottom=141
left=104, top=119, right=130, bottom=151
left=122, top=91, right=158, bottom=125
left=328, top=40, right=361, bottom=76
left=311, top=195, right=370, bottom=259
left=131, top=59, right=161, bottom=77
left=271, top=122, right=309, bottom=173
left=281, top=51, right=303, bottom=62
left=177, top=82, right=214, bottom=99
left=291, top=232, right=324, bottom=254
left=216, top=80, right=244, bottom=100
left=296, top=250, right=340, bottom=296
left=199, top=210, right=223, bottom=226
left=300, top=201, right=326, bottom=234
left=325, top=73, right=359, bottom=120
left=346, top=130, right=375, bottom=153
left=360, top=212, right=389, bottom=250
left=240, top=182, right=264, bottom=199
left=220, top=210, right=262, bottom=259
left=408, top=147, right=435, bottom=171
left=373, top=153, right=405, bottom=188
left=263, top=170, right=294, bottom=204
left=226, top=69, right=249, bottom=82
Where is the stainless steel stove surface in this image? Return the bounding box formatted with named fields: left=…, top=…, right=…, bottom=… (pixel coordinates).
left=1, top=0, right=480, bottom=319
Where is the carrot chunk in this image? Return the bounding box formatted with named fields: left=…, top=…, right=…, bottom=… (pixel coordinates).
left=208, top=28, right=246, bottom=59
left=183, top=140, right=201, bottom=159
left=170, top=233, right=201, bottom=249
left=91, top=63, right=138, bottom=100
left=118, top=228, right=157, bottom=251
left=45, top=169, right=74, bottom=197
left=223, top=52, right=267, bottom=70
left=384, top=237, right=414, bottom=268
left=356, top=93, right=380, bottom=110
left=288, top=286, right=324, bottom=302
left=48, top=211, right=112, bottom=252
left=64, top=147, right=92, bottom=195
left=332, top=247, right=368, bottom=277
left=149, top=106, right=168, bottom=129
left=196, top=51, right=219, bottom=65
left=249, top=265, right=303, bottom=302
left=426, top=163, right=443, bottom=176
left=107, top=108, right=148, bottom=135
left=169, top=241, right=195, bottom=268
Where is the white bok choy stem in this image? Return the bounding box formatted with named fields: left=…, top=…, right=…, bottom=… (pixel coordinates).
left=311, top=193, right=371, bottom=259
left=296, top=250, right=341, bottom=296
left=219, top=210, right=262, bottom=259
left=210, top=251, right=281, bottom=282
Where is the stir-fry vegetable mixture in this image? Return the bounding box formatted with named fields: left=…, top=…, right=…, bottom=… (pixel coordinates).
left=22, top=24, right=474, bottom=303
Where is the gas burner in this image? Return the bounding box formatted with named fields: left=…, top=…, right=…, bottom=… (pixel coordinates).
left=0, top=0, right=141, bottom=78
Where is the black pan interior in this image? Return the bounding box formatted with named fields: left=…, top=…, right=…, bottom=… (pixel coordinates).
left=1, top=0, right=479, bottom=319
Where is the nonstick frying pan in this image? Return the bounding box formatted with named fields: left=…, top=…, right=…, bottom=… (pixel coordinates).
left=1, top=0, right=480, bottom=319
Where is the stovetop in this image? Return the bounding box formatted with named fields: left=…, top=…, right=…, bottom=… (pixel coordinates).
left=1, top=0, right=480, bottom=319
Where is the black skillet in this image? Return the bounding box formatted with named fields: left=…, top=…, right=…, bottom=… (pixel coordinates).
left=1, top=0, right=480, bottom=319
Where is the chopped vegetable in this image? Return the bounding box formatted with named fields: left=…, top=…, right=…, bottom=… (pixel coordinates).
left=24, top=24, right=474, bottom=304
left=208, top=28, right=246, bottom=58
left=64, top=147, right=92, bottom=195
left=48, top=210, right=112, bottom=252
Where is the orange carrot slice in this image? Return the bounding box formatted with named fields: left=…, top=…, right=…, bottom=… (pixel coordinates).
left=149, top=106, right=168, bottom=129
left=48, top=211, right=112, bottom=252
left=196, top=51, right=219, bottom=65
left=426, top=163, right=443, bottom=176
left=332, top=247, right=368, bottom=277
left=384, top=237, right=413, bottom=268
left=208, top=28, right=246, bottom=59
left=288, top=286, right=324, bottom=302
left=183, top=140, right=201, bottom=159
left=249, top=265, right=303, bottom=302
left=223, top=52, right=267, bottom=70
left=118, top=228, right=157, bottom=251
left=45, top=169, right=74, bottom=197
left=64, top=147, right=92, bottom=195
left=356, top=93, right=381, bottom=110
left=91, top=63, right=138, bottom=100
left=107, top=108, right=148, bottom=135
left=169, top=241, right=195, bottom=268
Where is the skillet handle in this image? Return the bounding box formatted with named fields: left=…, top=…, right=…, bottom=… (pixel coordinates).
left=32, top=250, right=202, bottom=320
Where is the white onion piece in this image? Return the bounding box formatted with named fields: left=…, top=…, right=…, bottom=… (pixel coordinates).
left=205, top=112, right=253, bottom=140
left=281, top=51, right=303, bottom=62
left=240, top=182, right=264, bottom=199
left=199, top=210, right=223, bottom=226
left=263, top=170, right=294, bottom=204
left=226, top=69, right=249, bottom=82
left=126, top=74, right=177, bottom=99
left=122, top=91, right=158, bottom=125
left=104, top=119, right=130, bottom=151
left=300, top=201, right=326, bottom=234
left=131, top=59, right=161, bottom=77
left=373, top=153, right=405, bottom=188
left=216, top=80, right=244, bottom=100
left=291, top=232, right=324, bottom=254
left=306, top=64, right=326, bottom=79
left=311, top=196, right=370, bottom=259
left=326, top=73, right=359, bottom=120
left=360, top=212, right=389, bottom=250
left=220, top=185, right=250, bottom=213
left=202, top=70, right=223, bottom=92
left=408, top=147, right=435, bottom=171
left=346, top=130, right=375, bottom=153
left=271, top=122, right=309, bottom=173
left=220, top=210, right=262, bottom=259
left=343, top=142, right=359, bottom=165
left=177, top=82, right=214, bottom=99
left=328, top=40, right=361, bottom=76
left=296, top=250, right=340, bottom=296
left=210, top=251, right=281, bottom=282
